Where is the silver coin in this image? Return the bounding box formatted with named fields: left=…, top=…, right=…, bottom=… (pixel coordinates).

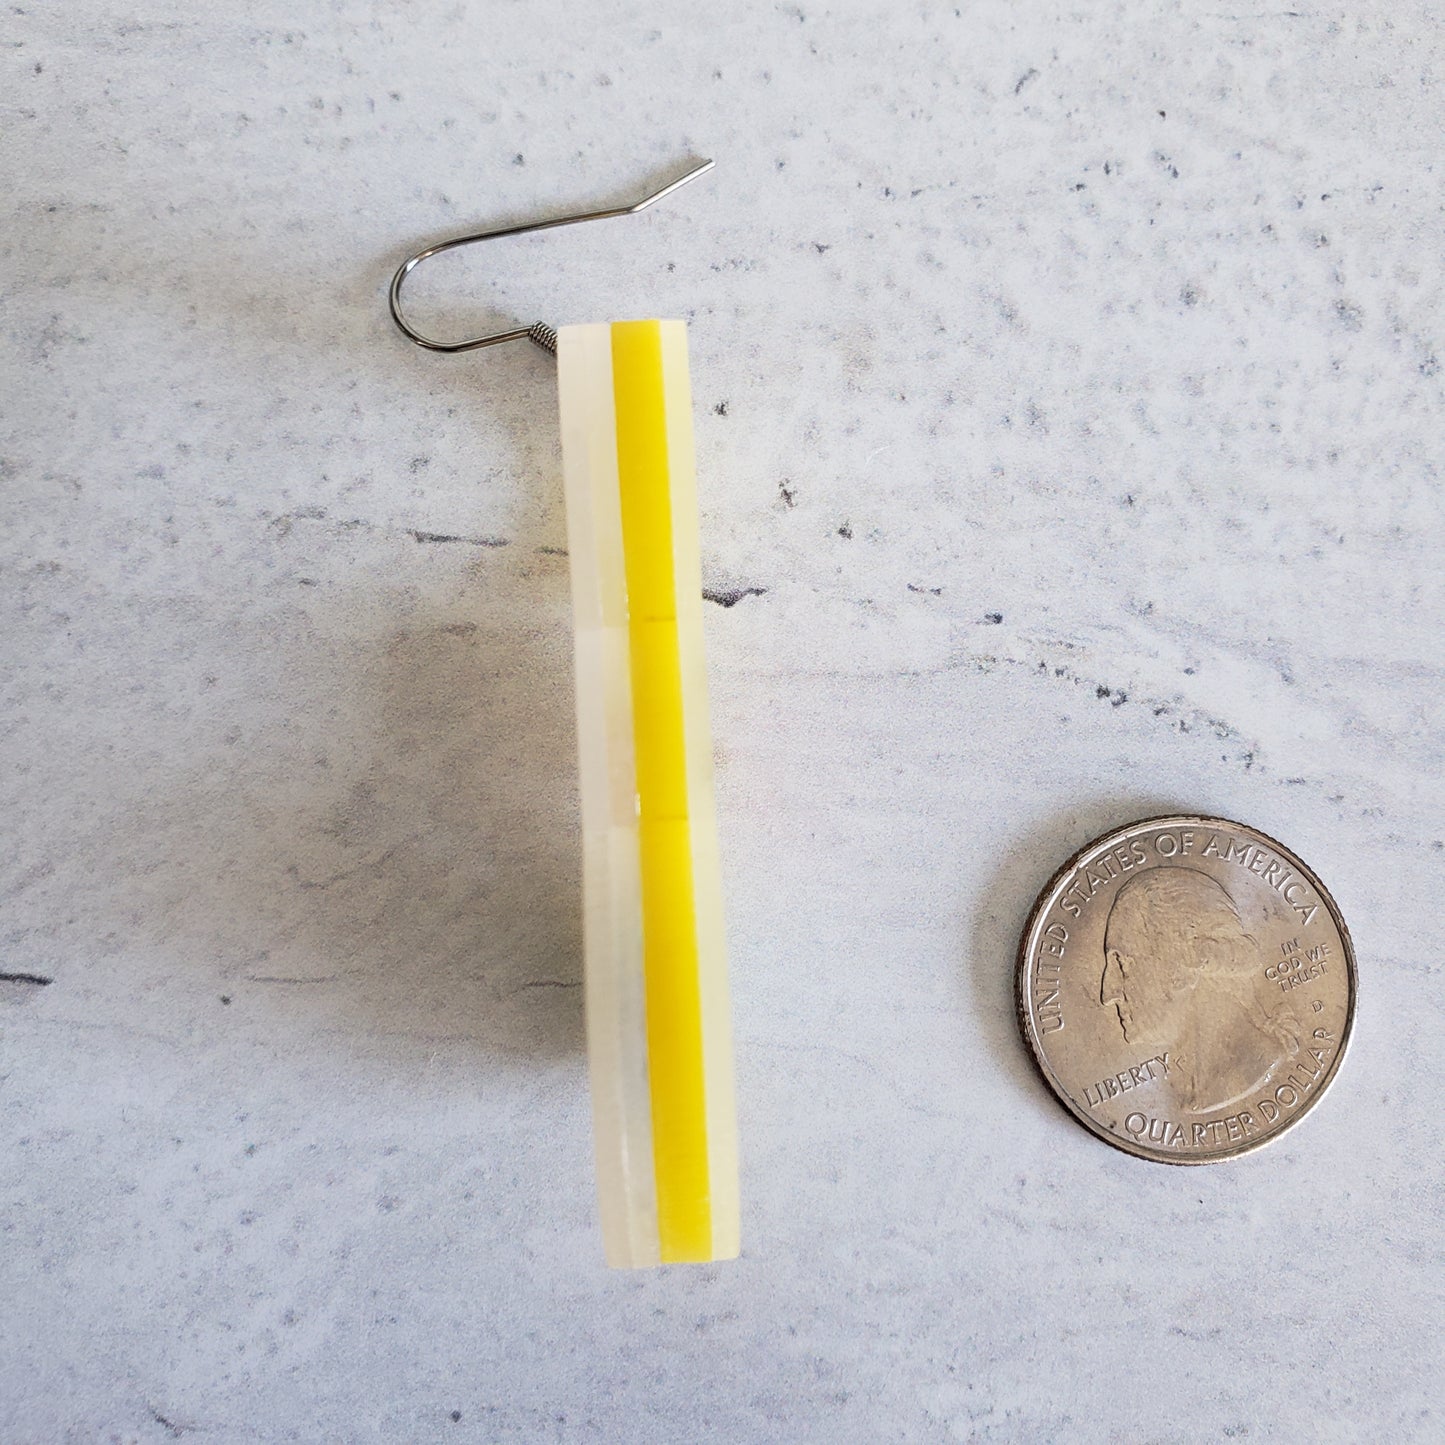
left=1016, top=815, right=1356, bottom=1163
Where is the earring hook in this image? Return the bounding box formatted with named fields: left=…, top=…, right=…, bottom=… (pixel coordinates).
left=388, top=157, right=715, bottom=358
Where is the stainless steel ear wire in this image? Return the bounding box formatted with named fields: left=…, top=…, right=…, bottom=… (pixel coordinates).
left=387, top=158, right=715, bottom=357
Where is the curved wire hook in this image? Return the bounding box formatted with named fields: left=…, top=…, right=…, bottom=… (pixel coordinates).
left=388, top=158, right=715, bottom=357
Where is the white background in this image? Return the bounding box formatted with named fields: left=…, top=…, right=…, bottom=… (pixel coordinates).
left=3, top=3, right=1441, bottom=1441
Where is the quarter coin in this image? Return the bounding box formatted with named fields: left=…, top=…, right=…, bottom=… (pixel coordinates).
left=1016, top=815, right=1355, bottom=1163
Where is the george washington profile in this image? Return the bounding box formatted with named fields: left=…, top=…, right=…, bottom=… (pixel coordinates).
left=1100, top=867, right=1300, bottom=1110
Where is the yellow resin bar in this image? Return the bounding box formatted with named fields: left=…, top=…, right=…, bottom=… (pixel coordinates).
left=556, top=320, right=738, bottom=1268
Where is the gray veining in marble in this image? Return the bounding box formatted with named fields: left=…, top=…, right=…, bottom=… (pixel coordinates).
left=3, top=3, right=1442, bottom=1441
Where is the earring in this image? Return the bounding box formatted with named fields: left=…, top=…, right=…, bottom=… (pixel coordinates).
left=389, top=160, right=738, bottom=1268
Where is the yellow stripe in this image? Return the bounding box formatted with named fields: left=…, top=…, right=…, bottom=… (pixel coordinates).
left=610, top=320, right=712, bottom=1263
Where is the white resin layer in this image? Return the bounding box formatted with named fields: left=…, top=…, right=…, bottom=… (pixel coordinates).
left=556, top=323, right=660, bottom=1268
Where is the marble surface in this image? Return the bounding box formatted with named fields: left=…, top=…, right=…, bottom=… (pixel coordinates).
left=3, top=3, right=1442, bottom=1441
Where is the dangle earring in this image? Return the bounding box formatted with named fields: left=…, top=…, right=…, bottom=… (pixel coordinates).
left=389, top=160, right=738, bottom=1268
